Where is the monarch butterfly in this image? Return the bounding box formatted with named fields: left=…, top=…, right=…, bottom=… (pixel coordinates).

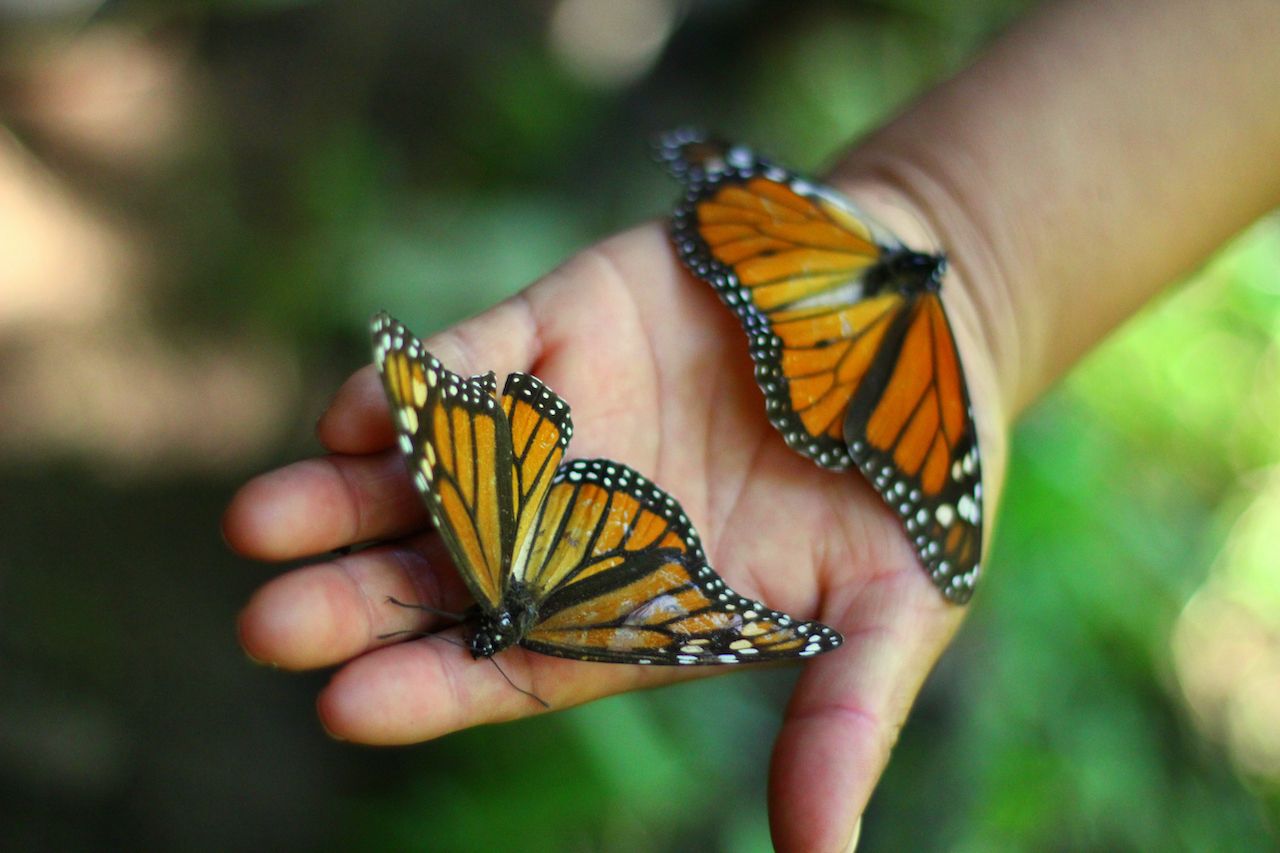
left=656, top=129, right=983, bottom=603
left=372, top=312, right=842, bottom=667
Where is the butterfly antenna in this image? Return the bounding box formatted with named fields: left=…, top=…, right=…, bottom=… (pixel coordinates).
left=376, top=627, right=472, bottom=649
left=385, top=595, right=467, bottom=622
left=377, top=597, right=469, bottom=641
left=487, top=657, right=550, bottom=710
left=380, top=597, right=547, bottom=708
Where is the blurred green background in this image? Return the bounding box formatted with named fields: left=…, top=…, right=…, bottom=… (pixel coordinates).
left=1, top=1, right=1277, bottom=850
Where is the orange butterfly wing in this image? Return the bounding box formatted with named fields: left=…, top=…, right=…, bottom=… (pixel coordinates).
left=660, top=129, right=894, bottom=469
left=500, top=371, right=572, bottom=582
left=373, top=312, right=513, bottom=610
left=844, top=294, right=983, bottom=602
left=659, top=130, right=984, bottom=602
left=520, top=459, right=842, bottom=664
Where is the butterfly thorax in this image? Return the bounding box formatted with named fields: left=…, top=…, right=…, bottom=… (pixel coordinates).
left=864, top=249, right=947, bottom=298
left=468, top=583, right=541, bottom=659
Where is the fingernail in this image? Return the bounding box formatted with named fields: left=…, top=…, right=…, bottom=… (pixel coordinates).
left=242, top=648, right=275, bottom=667
left=843, top=816, right=863, bottom=853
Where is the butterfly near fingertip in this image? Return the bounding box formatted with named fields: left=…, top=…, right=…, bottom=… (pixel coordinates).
left=656, top=129, right=984, bottom=604
left=371, top=312, right=842, bottom=669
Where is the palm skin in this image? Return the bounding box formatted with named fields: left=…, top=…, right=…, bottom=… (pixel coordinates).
left=224, top=221, right=994, bottom=852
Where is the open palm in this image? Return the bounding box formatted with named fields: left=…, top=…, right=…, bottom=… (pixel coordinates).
left=225, top=222, right=993, bottom=852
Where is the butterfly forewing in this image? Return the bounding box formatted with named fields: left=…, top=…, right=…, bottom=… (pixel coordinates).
left=372, top=313, right=515, bottom=610
left=520, top=459, right=842, bottom=664
left=500, top=371, right=573, bottom=583
left=659, top=130, right=894, bottom=470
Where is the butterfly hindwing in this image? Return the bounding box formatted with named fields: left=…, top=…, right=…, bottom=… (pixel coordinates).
left=372, top=312, right=515, bottom=610
left=844, top=295, right=983, bottom=602
left=520, top=459, right=842, bottom=664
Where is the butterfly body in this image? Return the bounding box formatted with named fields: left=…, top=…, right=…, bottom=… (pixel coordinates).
left=658, top=130, right=983, bottom=603
left=863, top=249, right=945, bottom=298
left=468, top=583, right=538, bottom=658
left=372, top=313, right=842, bottom=667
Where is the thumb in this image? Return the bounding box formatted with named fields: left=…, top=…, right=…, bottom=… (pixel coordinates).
left=767, top=571, right=962, bottom=852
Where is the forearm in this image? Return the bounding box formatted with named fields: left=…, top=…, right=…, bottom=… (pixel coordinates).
left=831, top=0, right=1280, bottom=420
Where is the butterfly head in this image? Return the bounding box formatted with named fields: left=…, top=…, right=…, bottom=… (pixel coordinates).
left=469, top=612, right=516, bottom=659
left=469, top=590, right=539, bottom=659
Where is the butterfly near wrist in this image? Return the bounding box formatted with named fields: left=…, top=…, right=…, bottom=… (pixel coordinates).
left=657, top=129, right=984, bottom=603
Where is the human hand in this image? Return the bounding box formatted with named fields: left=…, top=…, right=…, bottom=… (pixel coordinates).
left=224, top=214, right=1004, bottom=851
left=220, top=0, right=1280, bottom=843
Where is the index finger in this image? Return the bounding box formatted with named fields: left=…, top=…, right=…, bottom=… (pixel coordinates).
left=317, top=619, right=709, bottom=744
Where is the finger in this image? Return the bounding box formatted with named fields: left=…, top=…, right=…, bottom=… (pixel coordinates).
left=319, top=295, right=543, bottom=454
left=316, top=631, right=707, bottom=745
left=222, top=451, right=424, bottom=561
left=768, top=570, right=961, bottom=853
left=237, top=536, right=471, bottom=670
left=314, top=364, right=396, bottom=455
